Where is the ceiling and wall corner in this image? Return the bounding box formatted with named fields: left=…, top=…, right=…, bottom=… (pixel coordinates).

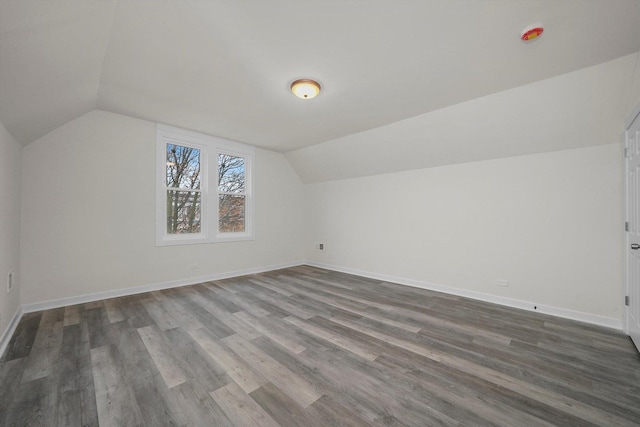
left=0, top=122, right=22, bottom=344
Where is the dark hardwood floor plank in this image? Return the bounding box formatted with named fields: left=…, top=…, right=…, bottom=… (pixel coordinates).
left=171, top=381, right=234, bottom=427
left=183, top=286, right=262, bottom=340
left=215, top=289, right=272, bottom=317
left=142, top=299, right=182, bottom=332
left=155, top=289, right=206, bottom=331
left=284, top=315, right=379, bottom=361
left=290, top=335, right=455, bottom=426
left=1, top=311, right=41, bottom=362
left=248, top=277, right=294, bottom=296
left=306, top=394, right=379, bottom=427
left=116, top=294, right=156, bottom=329
left=21, top=308, right=64, bottom=384
left=137, top=325, right=188, bottom=389
left=0, top=357, right=26, bottom=425
left=250, top=335, right=382, bottom=426
left=91, top=344, right=145, bottom=426
left=102, top=298, right=126, bottom=324
left=246, top=285, right=316, bottom=319
left=250, top=382, right=326, bottom=427
left=163, top=326, right=232, bottom=392
left=200, top=283, right=243, bottom=312
left=177, top=294, right=236, bottom=339
left=2, top=376, right=56, bottom=426
left=189, top=327, right=268, bottom=393
left=82, top=303, right=112, bottom=350
left=211, top=382, right=281, bottom=427
left=221, top=333, right=323, bottom=408
left=234, top=311, right=306, bottom=354
left=63, top=304, right=80, bottom=327
left=56, top=322, right=99, bottom=426
left=106, top=321, right=181, bottom=426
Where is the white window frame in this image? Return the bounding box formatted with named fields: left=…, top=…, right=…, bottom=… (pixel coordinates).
left=156, top=124, right=254, bottom=246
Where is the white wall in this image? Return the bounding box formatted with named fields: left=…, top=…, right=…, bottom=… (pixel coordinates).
left=629, top=51, right=640, bottom=121
left=305, top=144, right=623, bottom=325
left=20, top=110, right=304, bottom=305
left=0, top=122, right=22, bottom=337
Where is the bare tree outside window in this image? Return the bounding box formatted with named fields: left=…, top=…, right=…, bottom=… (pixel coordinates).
left=157, top=125, right=253, bottom=245
left=218, top=154, right=245, bottom=232
left=166, top=144, right=201, bottom=234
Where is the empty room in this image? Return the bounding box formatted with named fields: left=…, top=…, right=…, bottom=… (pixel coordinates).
left=2, top=1, right=640, bottom=425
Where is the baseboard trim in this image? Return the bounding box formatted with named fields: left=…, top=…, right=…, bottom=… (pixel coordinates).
left=14, top=259, right=623, bottom=335
left=0, top=306, right=24, bottom=360
left=305, top=261, right=623, bottom=331
left=22, top=261, right=305, bottom=314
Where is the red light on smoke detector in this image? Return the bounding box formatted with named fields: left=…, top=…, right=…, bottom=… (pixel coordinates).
left=521, top=25, right=544, bottom=42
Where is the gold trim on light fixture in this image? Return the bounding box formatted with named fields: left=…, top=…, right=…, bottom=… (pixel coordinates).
left=291, top=79, right=321, bottom=99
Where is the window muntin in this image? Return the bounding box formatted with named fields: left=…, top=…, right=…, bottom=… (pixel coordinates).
left=156, top=125, right=253, bottom=245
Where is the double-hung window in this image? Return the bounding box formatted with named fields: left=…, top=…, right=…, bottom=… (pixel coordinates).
left=156, top=124, right=254, bottom=245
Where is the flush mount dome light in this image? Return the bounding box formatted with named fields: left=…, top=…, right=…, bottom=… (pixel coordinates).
left=291, top=79, right=321, bottom=99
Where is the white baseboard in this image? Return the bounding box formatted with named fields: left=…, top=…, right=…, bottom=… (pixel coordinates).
left=0, top=306, right=24, bottom=360
left=11, top=258, right=623, bottom=346
left=22, top=260, right=305, bottom=314
left=305, top=261, right=623, bottom=331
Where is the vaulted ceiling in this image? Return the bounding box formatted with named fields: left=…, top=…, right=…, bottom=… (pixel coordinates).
left=2, top=0, right=640, bottom=153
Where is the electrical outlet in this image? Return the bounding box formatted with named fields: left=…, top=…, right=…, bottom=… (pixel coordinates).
left=496, top=279, right=509, bottom=287
left=7, top=271, right=14, bottom=293
left=318, top=243, right=324, bottom=250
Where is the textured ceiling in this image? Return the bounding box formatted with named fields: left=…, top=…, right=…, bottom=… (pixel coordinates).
left=2, top=0, right=640, bottom=151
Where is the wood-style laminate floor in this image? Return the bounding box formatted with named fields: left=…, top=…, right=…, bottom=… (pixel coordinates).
left=1, top=266, right=640, bottom=426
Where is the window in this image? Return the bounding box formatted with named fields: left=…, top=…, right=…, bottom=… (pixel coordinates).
left=218, top=153, right=246, bottom=233
left=166, top=143, right=203, bottom=235
left=156, top=124, right=253, bottom=245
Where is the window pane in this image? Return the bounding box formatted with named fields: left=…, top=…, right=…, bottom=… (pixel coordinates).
left=166, top=144, right=201, bottom=189
left=218, top=154, right=244, bottom=193
left=167, top=190, right=201, bottom=234
left=219, top=194, right=245, bottom=232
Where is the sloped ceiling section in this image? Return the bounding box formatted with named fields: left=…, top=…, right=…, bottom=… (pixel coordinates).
left=0, top=1, right=115, bottom=144
left=286, top=54, right=640, bottom=183
left=1, top=1, right=640, bottom=154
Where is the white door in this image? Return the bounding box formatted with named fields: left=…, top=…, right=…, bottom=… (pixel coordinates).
left=625, top=110, right=640, bottom=353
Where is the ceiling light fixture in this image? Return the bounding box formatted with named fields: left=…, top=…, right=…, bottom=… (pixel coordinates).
left=291, top=79, right=321, bottom=99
